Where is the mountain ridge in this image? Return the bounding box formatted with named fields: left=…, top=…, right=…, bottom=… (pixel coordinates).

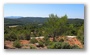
left=4, top=17, right=84, bottom=26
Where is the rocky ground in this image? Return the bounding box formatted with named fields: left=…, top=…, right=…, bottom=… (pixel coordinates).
left=4, top=36, right=83, bottom=49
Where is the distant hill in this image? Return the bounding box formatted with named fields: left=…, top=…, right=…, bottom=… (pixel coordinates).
left=4, top=17, right=84, bottom=26
left=4, top=16, right=22, bottom=19
left=4, top=17, right=48, bottom=26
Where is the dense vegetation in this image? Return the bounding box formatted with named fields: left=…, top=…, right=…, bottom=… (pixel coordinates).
left=4, top=14, right=84, bottom=49
left=4, top=17, right=83, bottom=26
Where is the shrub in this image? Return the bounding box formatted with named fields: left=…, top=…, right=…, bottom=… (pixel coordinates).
left=59, top=38, right=64, bottom=42
left=4, top=34, right=9, bottom=40
left=43, top=36, right=49, bottom=41
left=19, top=34, right=26, bottom=40
left=54, top=42, right=62, bottom=49
left=30, top=38, right=38, bottom=44
left=44, top=39, right=51, bottom=46
left=30, top=45, right=36, bottom=49
left=38, top=41, right=44, bottom=47
left=47, top=42, right=55, bottom=49
left=71, top=45, right=80, bottom=49
left=25, top=33, right=30, bottom=40
left=5, top=32, right=17, bottom=41
left=13, top=40, right=22, bottom=48
left=61, top=42, right=71, bottom=49
left=47, top=42, right=73, bottom=49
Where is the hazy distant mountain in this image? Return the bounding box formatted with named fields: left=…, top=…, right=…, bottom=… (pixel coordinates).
left=4, top=17, right=84, bottom=26
left=4, top=17, right=48, bottom=26
left=4, top=16, right=22, bottom=19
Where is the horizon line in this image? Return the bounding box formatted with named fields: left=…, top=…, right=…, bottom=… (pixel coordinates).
left=4, top=16, right=84, bottom=19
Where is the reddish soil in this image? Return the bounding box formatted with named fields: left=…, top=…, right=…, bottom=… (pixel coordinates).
left=4, top=41, right=15, bottom=49
left=66, top=37, right=83, bottom=48
left=55, top=36, right=83, bottom=48
left=4, top=37, right=83, bottom=49
left=4, top=40, right=30, bottom=49
left=20, top=40, right=30, bottom=45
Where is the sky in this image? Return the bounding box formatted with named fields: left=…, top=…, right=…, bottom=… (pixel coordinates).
left=4, top=4, right=84, bottom=19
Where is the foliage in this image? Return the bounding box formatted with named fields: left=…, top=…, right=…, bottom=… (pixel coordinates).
left=71, top=45, right=80, bottom=49
left=30, top=45, right=36, bottom=49
left=4, top=14, right=84, bottom=49
left=18, top=34, right=26, bottom=40
left=38, top=41, right=44, bottom=47
left=47, top=42, right=80, bottom=49
left=5, top=32, right=17, bottom=41
left=44, top=14, right=68, bottom=41
left=30, top=38, right=38, bottom=44
left=77, top=24, right=84, bottom=44
left=59, top=38, right=64, bottom=42
left=13, top=40, right=22, bottom=48
left=25, top=32, right=30, bottom=40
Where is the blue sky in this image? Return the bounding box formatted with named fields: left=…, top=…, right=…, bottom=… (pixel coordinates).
left=4, top=4, right=84, bottom=19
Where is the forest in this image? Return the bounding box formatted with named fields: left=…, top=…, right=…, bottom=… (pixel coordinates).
left=4, top=14, right=84, bottom=49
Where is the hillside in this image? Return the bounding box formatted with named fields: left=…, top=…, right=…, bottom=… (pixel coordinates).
left=4, top=17, right=84, bottom=26
left=4, top=15, right=84, bottom=49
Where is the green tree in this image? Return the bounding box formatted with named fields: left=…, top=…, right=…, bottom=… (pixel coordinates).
left=44, top=14, right=68, bottom=41
left=77, top=24, right=84, bottom=44
left=6, top=32, right=17, bottom=41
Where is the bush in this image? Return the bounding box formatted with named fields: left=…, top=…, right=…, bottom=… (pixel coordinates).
left=44, top=39, right=51, bottom=46
left=77, top=25, right=84, bottom=44
left=43, top=36, right=49, bottom=41
left=5, top=32, right=17, bottom=41
left=13, top=40, right=22, bottom=48
left=25, top=33, right=30, bottom=40
left=47, top=42, right=74, bottom=49
left=4, top=34, right=9, bottom=40
left=38, top=41, right=44, bottom=47
left=77, top=36, right=84, bottom=44
left=47, top=42, right=56, bottom=49
left=19, top=34, right=26, bottom=40
left=61, top=42, right=71, bottom=49
left=30, top=45, right=36, bottom=49
left=59, top=39, right=64, bottom=42
left=30, top=38, right=38, bottom=44
left=71, top=45, right=80, bottom=49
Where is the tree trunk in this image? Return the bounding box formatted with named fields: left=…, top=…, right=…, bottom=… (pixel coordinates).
left=53, top=32, right=56, bottom=41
